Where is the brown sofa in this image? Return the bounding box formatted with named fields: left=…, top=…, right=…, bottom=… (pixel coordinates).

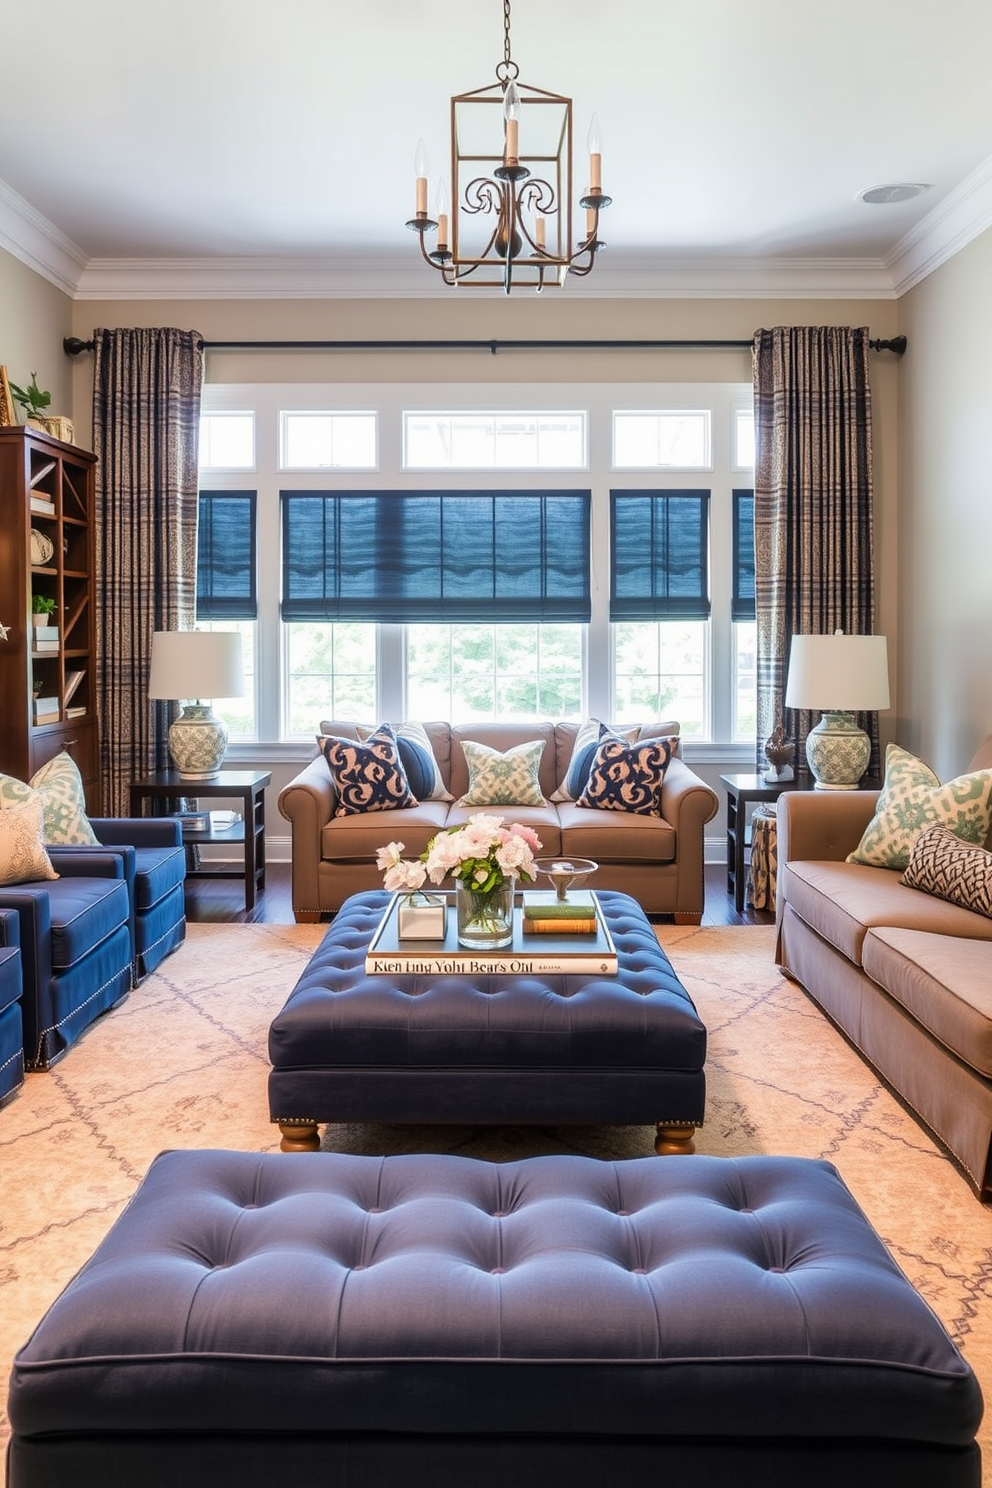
left=775, top=737, right=992, bottom=1201
left=278, top=720, right=718, bottom=924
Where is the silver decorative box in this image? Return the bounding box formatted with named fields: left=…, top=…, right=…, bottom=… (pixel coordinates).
left=397, top=898, right=447, bottom=940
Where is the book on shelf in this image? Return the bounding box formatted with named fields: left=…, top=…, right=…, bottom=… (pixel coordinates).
left=65, top=705, right=87, bottom=719
left=33, top=711, right=60, bottom=725
left=63, top=669, right=85, bottom=704
left=30, top=496, right=56, bottom=515
left=31, top=624, right=59, bottom=641
left=32, top=641, right=60, bottom=654
left=365, top=892, right=618, bottom=976
left=32, top=696, right=58, bottom=716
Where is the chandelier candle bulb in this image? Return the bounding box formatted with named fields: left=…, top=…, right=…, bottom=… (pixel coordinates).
left=414, top=138, right=429, bottom=216
left=535, top=216, right=546, bottom=249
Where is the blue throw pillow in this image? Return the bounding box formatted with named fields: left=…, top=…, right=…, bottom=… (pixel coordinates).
left=318, top=723, right=417, bottom=817
left=576, top=727, right=674, bottom=816
left=355, top=721, right=451, bottom=802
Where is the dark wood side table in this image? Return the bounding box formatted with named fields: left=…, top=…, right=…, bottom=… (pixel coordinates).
left=719, top=773, right=797, bottom=913
left=128, top=769, right=272, bottom=912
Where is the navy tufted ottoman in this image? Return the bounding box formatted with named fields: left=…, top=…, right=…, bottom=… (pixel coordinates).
left=268, top=888, right=706, bottom=1153
left=7, top=1150, right=982, bottom=1488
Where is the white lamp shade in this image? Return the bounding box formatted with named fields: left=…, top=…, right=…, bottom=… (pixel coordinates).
left=785, top=634, right=889, bottom=713
left=148, top=630, right=245, bottom=702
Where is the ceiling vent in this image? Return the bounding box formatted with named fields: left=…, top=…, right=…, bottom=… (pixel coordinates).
left=859, top=183, right=930, bottom=205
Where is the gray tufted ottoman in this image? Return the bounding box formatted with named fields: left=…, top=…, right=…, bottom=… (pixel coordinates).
left=7, top=1149, right=983, bottom=1488
left=269, top=888, right=706, bottom=1153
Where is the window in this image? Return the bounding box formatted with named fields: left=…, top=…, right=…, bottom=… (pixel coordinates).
left=280, top=491, right=591, bottom=623
left=196, top=491, right=258, bottom=738
left=613, top=411, right=710, bottom=469
left=199, top=412, right=254, bottom=470
left=406, top=624, right=583, bottom=721
left=280, top=411, right=377, bottom=470
left=404, top=412, right=586, bottom=469
left=199, top=383, right=754, bottom=746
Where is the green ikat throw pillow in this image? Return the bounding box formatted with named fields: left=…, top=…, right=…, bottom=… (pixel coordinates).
left=459, top=739, right=546, bottom=807
left=847, top=743, right=992, bottom=870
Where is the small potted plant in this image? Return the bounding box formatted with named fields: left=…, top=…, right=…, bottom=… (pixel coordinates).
left=9, top=372, right=52, bottom=427
left=32, top=594, right=57, bottom=628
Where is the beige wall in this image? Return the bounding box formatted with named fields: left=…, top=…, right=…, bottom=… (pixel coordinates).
left=897, top=227, right=992, bottom=778
left=0, top=248, right=73, bottom=418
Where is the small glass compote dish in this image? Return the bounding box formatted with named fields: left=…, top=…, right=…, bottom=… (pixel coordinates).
left=532, top=857, right=599, bottom=902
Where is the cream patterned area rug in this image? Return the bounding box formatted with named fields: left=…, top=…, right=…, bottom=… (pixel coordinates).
left=1, top=920, right=991, bottom=1467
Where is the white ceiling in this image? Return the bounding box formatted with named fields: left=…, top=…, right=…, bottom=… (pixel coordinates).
left=2, top=0, right=992, bottom=299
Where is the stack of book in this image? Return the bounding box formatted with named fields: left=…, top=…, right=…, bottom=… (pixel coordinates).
left=522, top=891, right=599, bottom=935
left=32, top=695, right=59, bottom=725
left=32, top=625, right=59, bottom=654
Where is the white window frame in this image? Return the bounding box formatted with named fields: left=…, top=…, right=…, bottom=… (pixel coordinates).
left=200, top=381, right=753, bottom=750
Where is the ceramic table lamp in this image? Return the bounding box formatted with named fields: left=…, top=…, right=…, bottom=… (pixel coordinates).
left=148, top=630, right=245, bottom=779
left=784, top=631, right=889, bottom=789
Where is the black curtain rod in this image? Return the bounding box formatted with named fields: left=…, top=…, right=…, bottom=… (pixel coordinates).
left=63, top=334, right=908, bottom=357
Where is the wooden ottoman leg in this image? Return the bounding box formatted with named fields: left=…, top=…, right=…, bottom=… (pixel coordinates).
left=655, top=1122, right=697, bottom=1155
left=278, top=1120, right=321, bottom=1153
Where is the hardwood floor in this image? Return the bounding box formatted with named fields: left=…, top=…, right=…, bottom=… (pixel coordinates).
left=183, top=861, right=775, bottom=930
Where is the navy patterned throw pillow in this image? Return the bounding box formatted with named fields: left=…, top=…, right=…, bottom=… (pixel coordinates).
left=576, top=727, right=674, bottom=816
left=318, top=723, right=417, bottom=817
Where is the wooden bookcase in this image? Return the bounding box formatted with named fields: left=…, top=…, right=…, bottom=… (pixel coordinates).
left=0, top=425, right=101, bottom=811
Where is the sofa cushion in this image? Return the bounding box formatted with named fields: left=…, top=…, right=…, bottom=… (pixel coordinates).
left=321, top=800, right=451, bottom=863
left=577, top=730, right=674, bottom=816
left=901, top=821, right=992, bottom=918
left=846, top=743, right=992, bottom=870
left=781, top=860, right=992, bottom=968
left=0, top=797, right=59, bottom=885
left=318, top=724, right=418, bottom=817
left=44, top=877, right=131, bottom=970
left=0, top=752, right=99, bottom=847
left=459, top=739, right=546, bottom=807
left=558, top=802, right=676, bottom=863
left=353, top=721, right=452, bottom=803
left=862, top=927, right=992, bottom=1078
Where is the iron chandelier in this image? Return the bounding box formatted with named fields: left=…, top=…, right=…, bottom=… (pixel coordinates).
left=405, top=0, right=611, bottom=293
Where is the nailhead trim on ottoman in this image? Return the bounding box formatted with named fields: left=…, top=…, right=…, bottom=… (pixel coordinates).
left=7, top=1150, right=982, bottom=1488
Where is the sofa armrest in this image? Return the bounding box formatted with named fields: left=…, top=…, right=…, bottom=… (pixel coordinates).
left=658, top=757, right=719, bottom=921
left=46, top=848, right=127, bottom=879
left=776, top=789, right=880, bottom=870
left=278, top=755, right=338, bottom=922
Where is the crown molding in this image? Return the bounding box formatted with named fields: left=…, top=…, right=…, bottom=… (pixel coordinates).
left=0, top=179, right=88, bottom=296
left=70, top=252, right=897, bottom=300
left=886, top=153, right=992, bottom=296
left=3, top=153, right=992, bottom=302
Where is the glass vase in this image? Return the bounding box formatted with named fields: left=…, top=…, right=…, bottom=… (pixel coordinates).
left=455, top=877, right=514, bottom=950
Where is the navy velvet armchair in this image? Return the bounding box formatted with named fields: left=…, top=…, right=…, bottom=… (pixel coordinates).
left=0, top=851, right=132, bottom=1070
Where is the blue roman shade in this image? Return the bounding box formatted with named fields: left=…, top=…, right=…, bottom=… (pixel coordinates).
left=733, top=489, right=755, bottom=622
left=281, top=490, right=592, bottom=623
left=196, top=491, right=258, bottom=620
left=610, top=490, right=710, bottom=621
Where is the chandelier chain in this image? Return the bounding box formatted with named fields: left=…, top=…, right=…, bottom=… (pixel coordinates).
left=496, top=0, right=519, bottom=85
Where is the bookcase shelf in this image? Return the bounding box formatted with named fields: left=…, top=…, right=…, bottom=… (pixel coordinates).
left=0, top=425, right=101, bottom=810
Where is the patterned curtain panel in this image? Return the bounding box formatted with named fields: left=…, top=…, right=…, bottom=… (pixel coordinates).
left=751, top=326, right=880, bottom=778
left=92, top=328, right=203, bottom=815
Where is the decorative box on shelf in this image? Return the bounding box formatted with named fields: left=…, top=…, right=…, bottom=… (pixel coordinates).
left=27, top=415, right=75, bottom=444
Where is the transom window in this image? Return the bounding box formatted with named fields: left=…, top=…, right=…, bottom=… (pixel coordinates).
left=403, top=411, right=586, bottom=469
